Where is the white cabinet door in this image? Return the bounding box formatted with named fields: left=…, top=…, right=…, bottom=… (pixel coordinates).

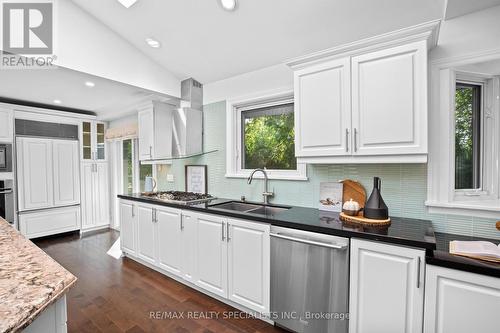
left=19, top=206, right=80, bottom=239
left=53, top=140, right=80, bottom=207
left=0, top=108, right=13, bottom=142
left=424, top=265, right=500, bottom=333
left=80, top=162, right=94, bottom=229
left=180, top=211, right=197, bottom=283
left=17, top=137, right=54, bottom=211
left=294, top=57, right=352, bottom=157
left=119, top=200, right=136, bottom=255
left=351, top=41, right=427, bottom=156
left=349, top=238, right=425, bottom=333
left=93, top=163, right=110, bottom=227
left=195, top=212, right=228, bottom=298
left=227, top=218, right=270, bottom=313
left=136, top=204, right=157, bottom=265
left=138, top=109, right=154, bottom=160
left=157, top=206, right=182, bottom=276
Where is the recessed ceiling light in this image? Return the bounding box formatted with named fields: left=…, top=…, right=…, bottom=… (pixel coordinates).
left=53, top=99, right=62, bottom=104
left=85, top=81, right=95, bottom=88
left=117, top=0, right=138, bottom=8
left=145, top=38, right=161, bottom=48
left=219, top=0, right=237, bottom=11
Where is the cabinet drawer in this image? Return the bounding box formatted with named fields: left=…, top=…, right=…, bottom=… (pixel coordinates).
left=19, top=206, right=80, bottom=239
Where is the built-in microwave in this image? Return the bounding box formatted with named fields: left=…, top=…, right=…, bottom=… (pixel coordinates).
left=0, top=144, right=12, bottom=172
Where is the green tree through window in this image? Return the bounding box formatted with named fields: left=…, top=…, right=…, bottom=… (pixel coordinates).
left=455, top=83, right=481, bottom=189
left=242, top=103, right=296, bottom=170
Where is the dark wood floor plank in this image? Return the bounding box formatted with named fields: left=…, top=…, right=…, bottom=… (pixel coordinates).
left=34, top=230, right=286, bottom=333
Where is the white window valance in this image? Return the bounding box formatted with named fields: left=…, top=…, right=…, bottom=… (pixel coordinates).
left=105, top=123, right=138, bottom=140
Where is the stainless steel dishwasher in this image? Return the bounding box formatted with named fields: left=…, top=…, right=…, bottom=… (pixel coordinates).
left=270, top=226, right=349, bottom=333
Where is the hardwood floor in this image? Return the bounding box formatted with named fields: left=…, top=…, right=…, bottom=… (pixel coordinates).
left=34, top=230, right=287, bottom=333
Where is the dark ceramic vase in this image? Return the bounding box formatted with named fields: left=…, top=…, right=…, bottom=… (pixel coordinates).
left=364, top=177, right=389, bottom=220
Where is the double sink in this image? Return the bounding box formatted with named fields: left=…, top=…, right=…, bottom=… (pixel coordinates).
left=209, top=201, right=290, bottom=217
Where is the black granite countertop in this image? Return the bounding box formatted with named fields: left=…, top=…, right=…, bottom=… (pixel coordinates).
left=118, top=194, right=437, bottom=250
left=427, top=232, right=500, bottom=278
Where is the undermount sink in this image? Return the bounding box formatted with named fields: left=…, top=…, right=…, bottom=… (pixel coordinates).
left=209, top=201, right=290, bottom=216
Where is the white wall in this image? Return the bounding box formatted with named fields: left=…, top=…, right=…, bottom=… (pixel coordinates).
left=109, top=114, right=137, bottom=129
left=431, top=5, right=500, bottom=61
left=203, top=64, right=293, bottom=105
left=55, top=0, right=180, bottom=98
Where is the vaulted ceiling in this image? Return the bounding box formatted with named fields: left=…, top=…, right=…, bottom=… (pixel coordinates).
left=70, top=0, right=446, bottom=83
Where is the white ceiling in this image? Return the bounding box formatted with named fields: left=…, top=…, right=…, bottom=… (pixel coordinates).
left=0, top=67, right=170, bottom=120
left=444, top=0, right=500, bottom=20
left=70, top=0, right=445, bottom=84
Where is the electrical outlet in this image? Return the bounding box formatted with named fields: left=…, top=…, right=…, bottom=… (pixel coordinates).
left=167, top=174, right=174, bottom=182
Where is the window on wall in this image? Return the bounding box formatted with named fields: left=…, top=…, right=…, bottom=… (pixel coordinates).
left=241, top=103, right=296, bottom=170
left=139, top=164, right=153, bottom=192
left=122, top=139, right=134, bottom=194
left=226, top=90, right=307, bottom=180
left=455, top=83, right=482, bottom=190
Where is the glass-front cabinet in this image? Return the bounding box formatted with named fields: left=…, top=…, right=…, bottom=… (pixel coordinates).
left=81, top=121, right=106, bottom=161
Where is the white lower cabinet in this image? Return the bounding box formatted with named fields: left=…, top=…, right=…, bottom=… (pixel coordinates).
left=119, top=200, right=136, bottom=255
left=136, top=203, right=157, bottom=265
left=194, top=212, right=228, bottom=298
left=227, top=218, right=270, bottom=313
left=19, top=206, right=80, bottom=239
left=180, top=211, right=197, bottom=283
left=424, top=265, right=500, bottom=333
left=157, top=206, right=182, bottom=276
left=349, top=238, right=425, bottom=333
left=119, top=205, right=271, bottom=315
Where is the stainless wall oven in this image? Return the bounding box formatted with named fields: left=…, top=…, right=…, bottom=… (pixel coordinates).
left=0, top=144, right=13, bottom=172
left=0, top=179, right=15, bottom=224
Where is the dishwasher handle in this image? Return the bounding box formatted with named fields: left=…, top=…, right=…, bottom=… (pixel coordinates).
left=270, top=232, right=348, bottom=250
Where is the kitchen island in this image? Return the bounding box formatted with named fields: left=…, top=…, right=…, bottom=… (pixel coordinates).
left=0, top=218, right=76, bottom=333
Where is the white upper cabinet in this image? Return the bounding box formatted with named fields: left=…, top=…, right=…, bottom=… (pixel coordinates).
left=349, top=238, right=425, bottom=333
left=351, top=41, right=427, bottom=157
left=288, top=22, right=438, bottom=163
left=0, top=108, right=13, bottom=142
left=52, top=140, right=80, bottom=207
left=424, top=265, right=500, bottom=333
left=81, top=121, right=106, bottom=162
left=138, top=101, right=175, bottom=161
left=294, top=57, right=351, bottom=157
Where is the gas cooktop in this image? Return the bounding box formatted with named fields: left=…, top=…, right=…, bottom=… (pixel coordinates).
left=140, top=191, right=215, bottom=205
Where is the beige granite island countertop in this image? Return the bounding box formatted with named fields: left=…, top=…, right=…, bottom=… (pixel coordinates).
left=0, top=218, right=77, bottom=333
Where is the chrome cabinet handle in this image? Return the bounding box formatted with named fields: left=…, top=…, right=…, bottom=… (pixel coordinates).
left=221, top=222, right=225, bottom=241
left=345, top=128, right=350, bottom=152
left=131, top=205, right=135, bottom=217
left=270, top=233, right=347, bottom=250
left=354, top=128, right=358, bottom=152
left=416, top=257, right=421, bottom=288
left=149, top=146, right=152, bottom=159
left=180, top=215, right=184, bottom=230
left=227, top=223, right=231, bottom=242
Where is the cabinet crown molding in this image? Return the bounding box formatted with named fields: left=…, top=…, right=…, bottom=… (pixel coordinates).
left=286, top=19, right=440, bottom=69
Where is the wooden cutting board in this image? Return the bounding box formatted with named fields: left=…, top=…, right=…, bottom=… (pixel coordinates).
left=341, top=179, right=366, bottom=208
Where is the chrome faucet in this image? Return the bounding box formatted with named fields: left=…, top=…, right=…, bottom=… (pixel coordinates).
left=247, top=168, right=274, bottom=204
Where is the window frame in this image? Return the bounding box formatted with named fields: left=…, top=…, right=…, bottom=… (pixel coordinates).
left=454, top=78, right=484, bottom=194
left=426, top=61, right=500, bottom=219
left=226, top=89, right=307, bottom=181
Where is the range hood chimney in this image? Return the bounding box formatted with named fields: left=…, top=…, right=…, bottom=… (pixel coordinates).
left=181, top=78, right=203, bottom=110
